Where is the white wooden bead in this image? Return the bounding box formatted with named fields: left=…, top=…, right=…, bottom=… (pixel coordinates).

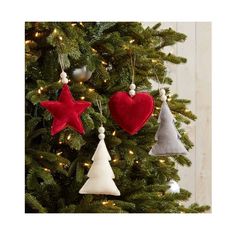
left=129, top=83, right=136, bottom=90
left=61, top=77, right=69, bottom=84
left=98, top=133, right=105, bottom=140
left=160, top=95, right=167, bottom=102
left=98, top=126, right=105, bottom=133
left=60, top=71, right=67, bottom=79
left=129, top=89, right=136, bottom=96
left=160, top=89, right=166, bottom=96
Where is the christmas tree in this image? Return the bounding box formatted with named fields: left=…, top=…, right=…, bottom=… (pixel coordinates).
left=25, top=22, right=210, bottom=213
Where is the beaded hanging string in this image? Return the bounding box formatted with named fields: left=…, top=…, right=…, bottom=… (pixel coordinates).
left=129, top=54, right=136, bottom=97
left=96, top=99, right=105, bottom=140
left=58, top=54, right=68, bottom=84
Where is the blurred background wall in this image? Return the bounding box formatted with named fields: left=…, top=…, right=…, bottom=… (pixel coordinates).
left=142, top=22, right=211, bottom=207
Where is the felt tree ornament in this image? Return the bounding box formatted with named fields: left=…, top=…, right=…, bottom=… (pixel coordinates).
left=109, top=56, right=154, bottom=135
left=149, top=88, right=188, bottom=156
left=79, top=101, right=120, bottom=196
left=40, top=56, right=91, bottom=135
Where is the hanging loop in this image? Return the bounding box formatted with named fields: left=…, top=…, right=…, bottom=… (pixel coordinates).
left=58, top=54, right=68, bottom=84
left=153, top=70, right=167, bottom=102
left=129, top=53, right=136, bottom=97
left=96, top=99, right=105, bottom=139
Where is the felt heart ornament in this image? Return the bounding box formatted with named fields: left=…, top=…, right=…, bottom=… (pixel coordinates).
left=109, top=91, right=154, bottom=135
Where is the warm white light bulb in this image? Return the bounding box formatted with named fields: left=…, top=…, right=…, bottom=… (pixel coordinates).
left=101, top=61, right=107, bottom=65
left=129, top=150, right=134, bottom=155
left=102, top=201, right=109, bottom=205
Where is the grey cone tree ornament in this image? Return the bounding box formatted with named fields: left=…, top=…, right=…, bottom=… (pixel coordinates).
left=149, top=89, right=188, bottom=156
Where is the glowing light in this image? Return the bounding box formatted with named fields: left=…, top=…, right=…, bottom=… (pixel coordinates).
left=104, top=79, right=107, bottom=83
left=59, top=141, right=62, bottom=144
left=84, top=163, right=90, bottom=167
left=79, top=82, right=83, bottom=85
left=59, top=162, right=63, bottom=166
left=185, top=109, right=190, bottom=113
left=40, top=87, right=44, bottom=90
left=92, top=48, right=97, bottom=53
left=56, top=152, right=63, bottom=156
left=112, top=159, right=118, bottom=163
left=102, top=201, right=109, bottom=205
left=155, top=107, right=160, bottom=110
left=88, top=88, right=94, bottom=92
left=25, top=40, right=31, bottom=44
left=38, top=89, right=41, bottom=94
left=129, top=150, right=134, bottom=155
left=35, top=32, right=40, bottom=37
left=167, top=97, right=172, bottom=102
left=112, top=131, right=116, bottom=136
left=129, top=39, right=135, bottom=44
left=58, top=80, right=62, bottom=83
left=67, top=134, right=71, bottom=140
left=59, top=36, right=63, bottom=41
left=40, top=155, right=43, bottom=159
left=135, top=160, right=139, bottom=164
left=112, top=203, right=116, bottom=206
left=80, top=96, right=85, bottom=100
left=159, top=159, right=165, bottom=163
left=71, top=23, right=76, bottom=27
left=53, top=28, right=57, bottom=33
left=44, top=168, right=50, bottom=172
left=151, top=59, right=158, bottom=63
left=80, top=22, right=84, bottom=27
left=101, top=61, right=108, bottom=65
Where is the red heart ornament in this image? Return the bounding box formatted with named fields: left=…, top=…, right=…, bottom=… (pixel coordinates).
left=109, top=92, right=154, bottom=135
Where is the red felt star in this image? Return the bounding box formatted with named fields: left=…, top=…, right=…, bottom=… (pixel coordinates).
left=40, top=84, right=91, bottom=135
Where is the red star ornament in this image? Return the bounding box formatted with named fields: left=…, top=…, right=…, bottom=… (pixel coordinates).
left=40, top=84, right=91, bottom=135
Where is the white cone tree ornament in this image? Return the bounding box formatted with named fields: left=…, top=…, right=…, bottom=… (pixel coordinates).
left=149, top=89, right=188, bottom=156
left=79, top=125, right=120, bottom=196
left=166, top=180, right=180, bottom=194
